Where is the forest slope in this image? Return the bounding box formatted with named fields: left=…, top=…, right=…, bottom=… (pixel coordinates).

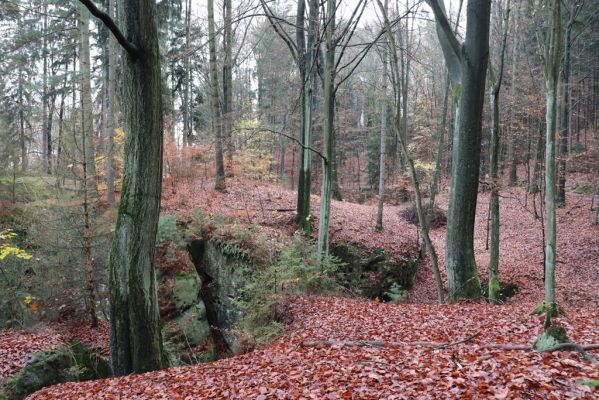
left=29, top=297, right=598, bottom=399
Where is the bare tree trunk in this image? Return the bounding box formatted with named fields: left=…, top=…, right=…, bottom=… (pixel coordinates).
left=81, top=112, right=98, bottom=328
left=222, top=0, right=234, bottom=174
left=208, top=0, right=226, bottom=191
left=317, top=0, right=336, bottom=265
left=376, top=13, right=388, bottom=232
left=379, top=0, right=444, bottom=303
left=105, top=0, right=117, bottom=204
left=557, top=3, right=577, bottom=207
left=488, top=2, right=510, bottom=302
left=78, top=3, right=97, bottom=187
left=297, top=0, right=318, bottom=233
left=543, top=0, right=562, bottom=314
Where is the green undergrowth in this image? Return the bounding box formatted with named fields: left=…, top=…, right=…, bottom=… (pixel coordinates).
left=233, top=233, right=342, bottom=348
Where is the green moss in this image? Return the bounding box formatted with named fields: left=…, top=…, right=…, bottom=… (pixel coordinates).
left=3, top=342, right=110, bottom=400
left=173, top=273, right=200, bottom=310
left=488, top=277, right=500, bottom=302
left=579, top=380, right=599, bottom=388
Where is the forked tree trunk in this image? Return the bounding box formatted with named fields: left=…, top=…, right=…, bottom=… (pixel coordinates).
left=427, top=0, right=491, bottom=299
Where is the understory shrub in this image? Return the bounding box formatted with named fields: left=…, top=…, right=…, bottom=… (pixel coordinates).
left=234, top=234, right=342, bottom=347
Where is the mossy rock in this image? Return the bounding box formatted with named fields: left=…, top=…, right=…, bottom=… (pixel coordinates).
left=173, top=273, right=200, bottom=311
left=3, top=342, right=110, bottom=400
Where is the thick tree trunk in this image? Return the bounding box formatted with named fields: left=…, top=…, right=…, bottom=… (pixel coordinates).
left=428, top=0, right=491, bottom=299
left=208, top=0, right=226, bottom=191
left=108, top=0, right=164, bottom=375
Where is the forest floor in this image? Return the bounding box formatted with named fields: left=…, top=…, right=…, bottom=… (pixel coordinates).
left=2, top=176, right=599, bottom=399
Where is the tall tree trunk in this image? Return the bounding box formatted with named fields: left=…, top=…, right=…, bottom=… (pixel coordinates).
left=78, top=4, right=97, bottom=185
left=488, top=2, right=510, bottom=302
left=378, top=0, right=444, bottom=303
left=208, top=0, right=226, bottom=191
left=182, top=0, right=192, bottom=147
left=376, top=23, right=388, bottom=232
left=42, top=4, right=50, bottom=174
left=81, top=100, right=98, bottom=328
left=427, top=0, right=491, bottom=299
left=222, top=0, right=234, bottom=174
left=543, top=0, right=562, bottom=315
left=557, top=3, right=576, bottom=207
left=297, top=0, right=318, bottom=233
left=105, top=0, right=117, bottom=204
left=317, top=0, right=336, bottom=264
left=506, top=4, right=519, bottom=186
left=79, top=0, right=166, bottom=375
left=18, top=67, right=27, bottom=172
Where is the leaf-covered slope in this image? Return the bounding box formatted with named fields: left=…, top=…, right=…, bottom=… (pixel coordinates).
left=29, top=297, right=598, bottom=399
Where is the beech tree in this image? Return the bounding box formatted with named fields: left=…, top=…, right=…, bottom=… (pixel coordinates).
left=78, top=0, right=165, bottom=374
left=426, top=0, right=492, bottom=299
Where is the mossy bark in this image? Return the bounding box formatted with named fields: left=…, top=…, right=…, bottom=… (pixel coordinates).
left=108, top=1, right=164, bottom=375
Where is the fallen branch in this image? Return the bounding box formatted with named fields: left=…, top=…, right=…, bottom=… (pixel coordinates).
left=301, top=333, right=480, bottom=350
left=484, top=343, right=599, bottom=361
left=300, top=337, right=598, bottom=361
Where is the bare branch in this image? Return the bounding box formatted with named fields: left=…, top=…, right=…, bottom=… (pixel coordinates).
left=77, top=0, right=140, bottom=58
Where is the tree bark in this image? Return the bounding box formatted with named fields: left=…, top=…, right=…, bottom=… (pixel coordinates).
left=105, top=0, right=117, bottom=204
left=105, top=0, right=164, bottom=375
left=557, top=3, right=576, bottom=207
left=222, top=0, right=234, bottom=174
left=78, top=3, right=97, bottom=184
left=427, top=0, right=492, bottom=299
left=208, top=0, right=226, bottom=191
left=317, top=0, right=336, bottom=264
left=543, top=0, right=562, bottom=313
left=376, top=38, right=388, bottom=232
left=296, top=0, right=318, bottom=233
left=488, top=2, right=510, bottom=302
